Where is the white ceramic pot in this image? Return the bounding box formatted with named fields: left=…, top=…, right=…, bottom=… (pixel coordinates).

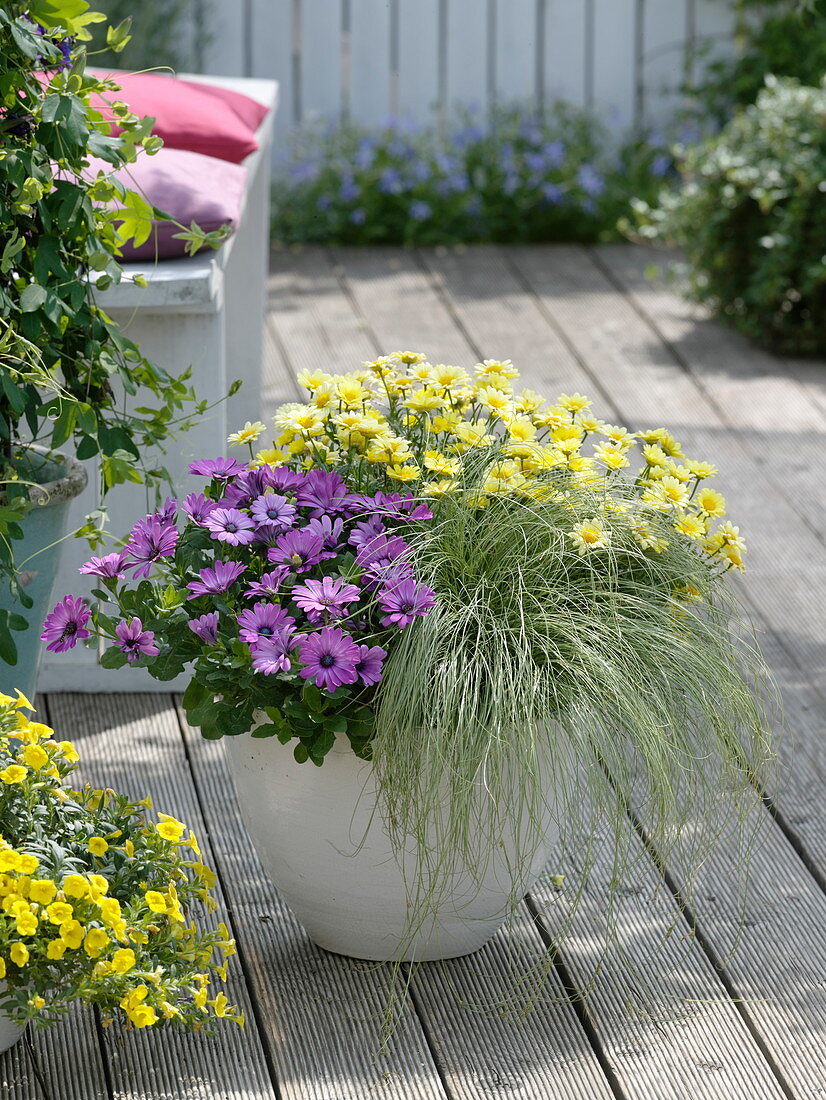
left=225, top=729, right=560, bottom=961
left=0, top=998, right=25, bottom=1055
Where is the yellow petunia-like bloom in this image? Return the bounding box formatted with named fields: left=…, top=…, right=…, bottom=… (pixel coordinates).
left=0, top=765, right=27, bottom=785
left=9, top=942, right=29, bottom=967
left=22, top=744, right=49, bottom=770
left=569, top=518, right=611, bottom=554
left=88, top=837, right=109, bottom=857
left=156, top=814, right=186, bottom=843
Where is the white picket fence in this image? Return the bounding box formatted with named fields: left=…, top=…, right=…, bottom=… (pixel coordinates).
left=193, top=0, right=735, bottom=133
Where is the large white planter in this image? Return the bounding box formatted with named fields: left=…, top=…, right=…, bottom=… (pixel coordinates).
left=225, top=729, right=560, bottom=961
left=0, top=999, right=24, bottom=1055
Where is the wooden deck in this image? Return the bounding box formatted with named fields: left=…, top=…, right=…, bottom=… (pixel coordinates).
left=6, top=244, right=826, bottom=1099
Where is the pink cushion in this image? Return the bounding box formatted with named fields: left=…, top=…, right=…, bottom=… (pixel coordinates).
left=184, top=80, right=269, bottom=132
left=85, top=147, right=247, bottom=260
left=88, top=70, right=263, bottom=163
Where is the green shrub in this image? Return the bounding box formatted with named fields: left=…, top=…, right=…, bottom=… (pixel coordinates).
left=630, top=77, right=826, bottom=356
left=690, top=0, right=826, bottom=124
left=272, top=104, right=676, bottom=247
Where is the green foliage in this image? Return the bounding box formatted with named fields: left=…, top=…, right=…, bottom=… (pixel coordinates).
left=629, top=77, right=826, bottom=355
left=89, top=0, right=197, bottom=72
left=272, top=104, right=676, bottom=247
left=689, top=0, right=826, bottom=124
left=0, top=695, right=241, bottom=1030
left=0, top=1, right=225, bottom=661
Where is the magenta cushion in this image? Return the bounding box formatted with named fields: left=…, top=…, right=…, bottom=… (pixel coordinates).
left=86, top=147, right=247, bottom=261
left=88, top=69, right=263, bottom=163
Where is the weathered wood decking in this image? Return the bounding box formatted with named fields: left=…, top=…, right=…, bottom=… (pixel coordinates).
left=5, top=244, right=825, bottom=1099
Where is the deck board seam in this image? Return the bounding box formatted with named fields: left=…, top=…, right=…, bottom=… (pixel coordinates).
left=585, top=245, right=826, bottom=551
left=170, top=693, right=286, bottom=1100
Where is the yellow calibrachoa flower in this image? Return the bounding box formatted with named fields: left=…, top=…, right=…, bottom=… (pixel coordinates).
left=9, top=942, right=29, bottom=967
left=144, top=890, right=167, bottom=914
left=0, top=765, right=27, bottom=785
left=88, top=837, right=109, bottom=857
left=22, top=744, right=49, bottom=770
left=156, top=814, right=186, bottom=844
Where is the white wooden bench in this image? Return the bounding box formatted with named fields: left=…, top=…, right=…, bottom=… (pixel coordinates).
left=40, top=75, right=278, bottom=692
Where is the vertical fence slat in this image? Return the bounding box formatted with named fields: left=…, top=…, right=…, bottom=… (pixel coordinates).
left=543, top=0, right=587, bottom=107
left=495, top=0, right=538, bottom=104
left=201, top=0, right=247, bottom=76
left=592, top=0, right=636, bottom=124
left=250, top=0, right=295, bottom=128
left=398, top=0, right=440, bottom=120
left=350, top=0, right=392, bottom=125
left=694, top=0, right=737, bottom=86
left=300, top=0, right=342, bottom=120
left=643, top=0, right=689, bottom=130
left=446, top=0, right=488, bottom=111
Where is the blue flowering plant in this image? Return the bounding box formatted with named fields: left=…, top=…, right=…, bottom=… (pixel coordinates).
left=42, top=459, right=436, bottom=764
left=272, top=102, right=676, bottom=246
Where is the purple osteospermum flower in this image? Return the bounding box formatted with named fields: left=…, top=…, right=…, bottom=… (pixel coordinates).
left=296, top=470, right=354, bottom=516
left=237, top=602, right=296, bottom=643
left=186, top=560, right=246, bottom=599
left=115, top=618, right=160, bottom=663
left=263, top=466, right=305, bottom=494
left=267, top=529, right=328, bottom=575
left=189, top=457, right=246, bottom=480
left=348, top=491, right=432, bottom=522
left=124, top=518, right=179, bottom=579
left=183, top=492, right=217, bottom=525
left=250, top=631, right=299, bottom=675
left=203, top=507, right=256, bottom=546
left=79, top=552, right=126, bottom=579
left=292, top=577, right=361, bottom=622
left=189, top=612, right=219, bottom=644
left=347, top=515, right=385, bottom=549
left=250, top=493, right=296, bottom=532
left=298, top=627, right=360, bottom=692
left=243, top=570, right=283, bottom=601
left=41, top=595, right=92, bottom=652
left=305, top=515, right=344, bottom=550
left=378, top=580, right=436, bottom=629
left=356, top=533, right=414, bottom=587
left=355, top=644, right=387, bottom=686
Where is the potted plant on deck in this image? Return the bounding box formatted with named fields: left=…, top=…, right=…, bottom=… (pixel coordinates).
left=0, top=691, right=241, bottom=1053
left=0, top=1, right=220, bottom=697
left=42, top=353, right=772, bottom=1013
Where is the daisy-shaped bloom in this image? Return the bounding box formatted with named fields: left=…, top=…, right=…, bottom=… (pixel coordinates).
left=188, top=612, right=219, bottom=644
left=292, top=577, right=361, bottom=622
left=41, top=595, right=92, bottom=652
left=267, top=530, right=329, bottom=575
left=203, top=508, right=256, bottom=546
left=227, top=421, right=267, bottom=447
left=355, top=644, right=387, bottom=686
left=250, top=631, right=300, bottom=675
left=264, top=466, right=305, bottom=494
left=243, top=570, right=283, bottom=601
left=115, top=618, right=160, bottom=663
left=569, top=518, right=611, bottom=555
left=356, top=534, right=413, bottom=587
left=189, top=457, right=246, bottom=480
left=305, top=515, right=344, bottom=550
left=124, top=518, right=179, bottom=579
left=186, top=561, right=246, bottom=599
left=237, top=602, right=296, bottom=643
left=557, top=392, right=591, bottom=413
left=694, top=487, right=727, bottom=517
left=296, top=469, right=354, bottom=516
left=378, top=580, right=436, bottom=629
left=348, top=515, right=386, bottom=549
left=593, top=442, right=630, bottom=471
left=182, top=492, right=217, bottom=526
left=299, top=627, right=361, bottom=691
left=79, top=552, right=126, bottom=579
left=250, top=493, right=296, bottom=532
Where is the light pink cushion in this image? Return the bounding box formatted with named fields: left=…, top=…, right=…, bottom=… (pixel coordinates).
left=88, top=69, right=264, bottom=163
left=86, top=148, right=247, bottom=260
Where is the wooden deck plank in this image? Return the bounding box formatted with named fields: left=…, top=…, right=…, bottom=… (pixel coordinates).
left=47, top=693, right=277, bottom=1100
left=176, top=701, right=450, bottom=1100
left=592, top=244, right=826, bottom=539
left=412, top=245, right=796, bottom=1100
left=499, top=244, right=826, bottom=1095
left=268, top=247, right=378, bottom=376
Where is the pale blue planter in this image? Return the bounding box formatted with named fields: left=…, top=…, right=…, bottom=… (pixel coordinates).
left=0, top=450, right=87, bottom=701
